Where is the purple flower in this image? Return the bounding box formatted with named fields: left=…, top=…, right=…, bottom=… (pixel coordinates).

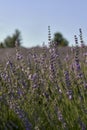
left=75, top=62, right=81, bottom=71
left=64, top=70, right=71, bottom=87
left=66, top=90, right=73, bottom=100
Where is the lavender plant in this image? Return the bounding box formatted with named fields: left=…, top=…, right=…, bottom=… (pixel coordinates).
left=0, top=29, right=87, bottom=130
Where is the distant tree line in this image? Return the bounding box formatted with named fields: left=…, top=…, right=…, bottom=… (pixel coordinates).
left=0, top=29, right=22, bottom=48
left=0, top=29, right=69, bottom=48
left=52, top=32, right=69, bottom=47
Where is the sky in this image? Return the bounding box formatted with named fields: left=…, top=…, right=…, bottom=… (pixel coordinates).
left=0, top=0, right=87, bottom=48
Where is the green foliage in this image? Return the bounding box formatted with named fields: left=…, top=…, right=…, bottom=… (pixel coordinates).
left=52, top=32, right=69, bottom=46
left=0, top=42, right=4, bottom=48
left=4, top=29, right=22, bottom=48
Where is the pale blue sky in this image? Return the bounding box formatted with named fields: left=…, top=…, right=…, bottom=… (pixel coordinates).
left=0, top=0, right=87, bottom=47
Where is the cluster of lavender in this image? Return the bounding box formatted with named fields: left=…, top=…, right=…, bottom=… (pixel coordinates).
left=0, top=29, right=87, bottom=129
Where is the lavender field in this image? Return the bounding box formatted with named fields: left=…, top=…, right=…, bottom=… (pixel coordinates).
left=0, top=36, right=87, bottom=130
